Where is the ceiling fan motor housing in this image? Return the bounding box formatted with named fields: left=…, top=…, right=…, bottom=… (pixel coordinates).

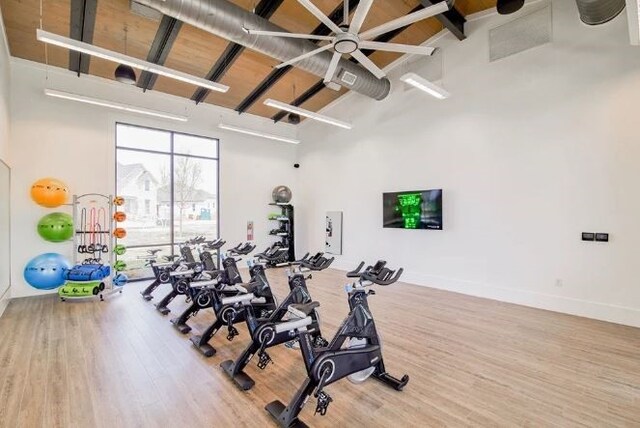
left=334, top=33, right=360, bottom=54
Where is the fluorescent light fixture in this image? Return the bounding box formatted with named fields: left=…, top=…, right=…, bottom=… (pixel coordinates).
left=218, top=123, right=300, bottom=144
left=263, top=98, right=352, bottom=130
left=400, top=72, right=450, bottom=99
left=36, top=29, right=229, bottom=93
left=45, top=89, right=188, bottom=122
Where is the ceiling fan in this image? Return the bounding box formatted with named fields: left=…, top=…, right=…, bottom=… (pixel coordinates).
left=244, top=0, right=451, bottom=83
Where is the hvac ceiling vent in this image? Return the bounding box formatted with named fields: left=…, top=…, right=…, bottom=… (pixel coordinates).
left=489, top=5, right=552, bottom=62
left=130, top=1, right=162, bottom=21
left=340, top=71, right=358, bottom=86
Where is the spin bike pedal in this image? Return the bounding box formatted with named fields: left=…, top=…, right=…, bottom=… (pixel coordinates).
left=314, top=391, right=332, bottom=416
left=257, top=351, right=272, bottom=370
left=226, top=325, right=239, bottom=341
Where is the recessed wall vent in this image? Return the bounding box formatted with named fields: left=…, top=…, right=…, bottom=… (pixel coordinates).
left=489, top=5, right=552, bottom=62
left=340, top=70, right=358, bottom=86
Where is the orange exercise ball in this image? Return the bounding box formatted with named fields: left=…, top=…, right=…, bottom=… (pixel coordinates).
left=113, top=196, right=125, bottom=206
left=113, top=211, right=127, bottom=222
left=30, top=178, right=69, bottom=208
left=113, top=228, right=127, bottom=239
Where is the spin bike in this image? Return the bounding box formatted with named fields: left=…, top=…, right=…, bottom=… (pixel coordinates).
left=141, top=236, right=212, bottom=301
left=169, top=242, right=257, bottom=334
left=189, top=257, right=278, bottom=357
left=140, top=250, right=182, bottom=301
left=220, top=252, right=334, bottom=390
left=255, top=242, right=290, bottom=267
left=266, top=260, right=408, bottom=428
left=155, top=239, right=225, bottom=315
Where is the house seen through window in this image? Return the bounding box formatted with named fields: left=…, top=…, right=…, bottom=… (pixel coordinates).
left=116, top=123, right=219, bottom=279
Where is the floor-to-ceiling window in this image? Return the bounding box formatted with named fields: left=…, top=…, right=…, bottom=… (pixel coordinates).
left=116, top=123, right=219, bottom=280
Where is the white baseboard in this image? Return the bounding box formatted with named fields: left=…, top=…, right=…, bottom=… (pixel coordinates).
left=331, top=259, right=640, bottom=329
left=0, top=286, right=10, bottom=318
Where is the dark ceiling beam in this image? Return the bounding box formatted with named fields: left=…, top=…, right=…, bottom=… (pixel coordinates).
left=191, top=0, right=285, bottom=104
left=272, top=4, right=421, bottom=123
left=138, top=16, right=183, bottom=92
left=419, top=0, right=466, bottom=41
left=235, top=0, right=360, bottom=114
left=69, top=0, right=98, bottom=76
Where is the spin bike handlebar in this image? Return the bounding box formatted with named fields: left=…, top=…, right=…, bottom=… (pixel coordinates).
left=300, top=253, right=334, bottom=271
left=347, top=260, right=403, bottom=286
left=205, top=239, right=226, bottom=250
left=229, top=242, right=256, bottom=256
left=362, top=267, right=403, bottom=285
left=346, top=262, right=366, bottom=278
left=256, top=247, right=287, bottom=262
left=185, top=236, right=207, bottom=246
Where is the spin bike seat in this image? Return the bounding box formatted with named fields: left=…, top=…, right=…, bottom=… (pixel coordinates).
left=237, top=282, right=266, bottom=296
left=288, top=302, right=320, bottom=319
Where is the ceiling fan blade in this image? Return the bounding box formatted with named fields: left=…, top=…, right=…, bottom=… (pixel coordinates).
left=324, top=52, right=341, bottom=83
left=359, top=2, right=450, bottom=40
left=351, top=50, right=386, bottom=79
left=275, top=43, right=334, bottom=69
left=359, top=41, right=436, bottom=56
left=349, top=0, right=374, bottom=34
left=296, top=0, right=343, bottom=34
left=325, top=81, right=342, bottom=91
left=244, top=28, right=334, bottom=41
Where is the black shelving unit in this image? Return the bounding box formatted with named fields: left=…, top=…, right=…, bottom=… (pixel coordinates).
left=268, top=203, right=295, bottom=264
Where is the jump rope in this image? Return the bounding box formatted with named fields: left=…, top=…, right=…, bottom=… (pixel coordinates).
left=78, top=206, right=108, bottom=261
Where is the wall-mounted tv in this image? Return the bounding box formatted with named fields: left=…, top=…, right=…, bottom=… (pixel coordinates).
left=383, top=189, right=443, bottom=230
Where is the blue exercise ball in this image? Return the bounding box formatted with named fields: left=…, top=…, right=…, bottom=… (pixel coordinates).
left=113, top=273, right=128, bottom=287
left=23, top=253, right=71, bottom=290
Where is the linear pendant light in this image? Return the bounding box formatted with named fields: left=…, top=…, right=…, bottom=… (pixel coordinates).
left=218, top=123, right=300, bottom=144
left=45, top=89, right=188, bottom=122
left=263, top=98, right=352, bottom=130
left=36, top=29, right=229, bottom=93
left=400, top=72, right=450, bottom=100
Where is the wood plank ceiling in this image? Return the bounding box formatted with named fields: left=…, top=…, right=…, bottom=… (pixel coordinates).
left=0, top=0, right=497, bottom=123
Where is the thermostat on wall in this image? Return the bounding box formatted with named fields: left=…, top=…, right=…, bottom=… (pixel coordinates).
left=595, top=233, right=609, bottom=242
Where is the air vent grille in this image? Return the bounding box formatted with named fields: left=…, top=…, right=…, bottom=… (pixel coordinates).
left=489, top=5, right=552, bottom=62
left=340, top=71, right=358, bottom=86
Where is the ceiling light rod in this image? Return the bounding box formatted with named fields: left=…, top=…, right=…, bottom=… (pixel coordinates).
left=400, top=72, right=450, bottom=100
left=44, top=89, right=188, bottom=122
left=36, top=29, right=229, bottom=93
left=263, top=98, right=352, bottom=130
left=218, top=123, right=300, bottom=144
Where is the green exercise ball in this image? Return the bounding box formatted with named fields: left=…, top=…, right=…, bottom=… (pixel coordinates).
left=114, top=244, right=127, bottom=256
left=37, top=212, right=74, bottom=243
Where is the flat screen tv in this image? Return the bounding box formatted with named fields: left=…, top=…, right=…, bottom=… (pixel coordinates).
left=383, top=189, right=443, bottom=230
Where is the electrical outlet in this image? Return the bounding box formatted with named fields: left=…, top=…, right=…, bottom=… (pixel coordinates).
left=555, top=279, right=563, bottom=288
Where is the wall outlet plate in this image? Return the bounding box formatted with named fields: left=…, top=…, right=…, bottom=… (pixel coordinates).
left=582, top=232, right=595, bottom=241
left=595, top=233, right=609, bottom=242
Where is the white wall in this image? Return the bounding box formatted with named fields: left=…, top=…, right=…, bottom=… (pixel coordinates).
left=297, top=0, right=640, bottom=327
left=0, top=8, right=9, bottom=163
left=9, top=59, right=298, bottom=298
left=0, top=9, right=11, bottom=316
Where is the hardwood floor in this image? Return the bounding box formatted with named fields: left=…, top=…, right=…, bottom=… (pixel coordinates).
left=1, top=268, right=639, bottom=428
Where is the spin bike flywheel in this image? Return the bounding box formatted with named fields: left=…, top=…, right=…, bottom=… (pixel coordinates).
left=346, top=336, right=380, bottom=384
